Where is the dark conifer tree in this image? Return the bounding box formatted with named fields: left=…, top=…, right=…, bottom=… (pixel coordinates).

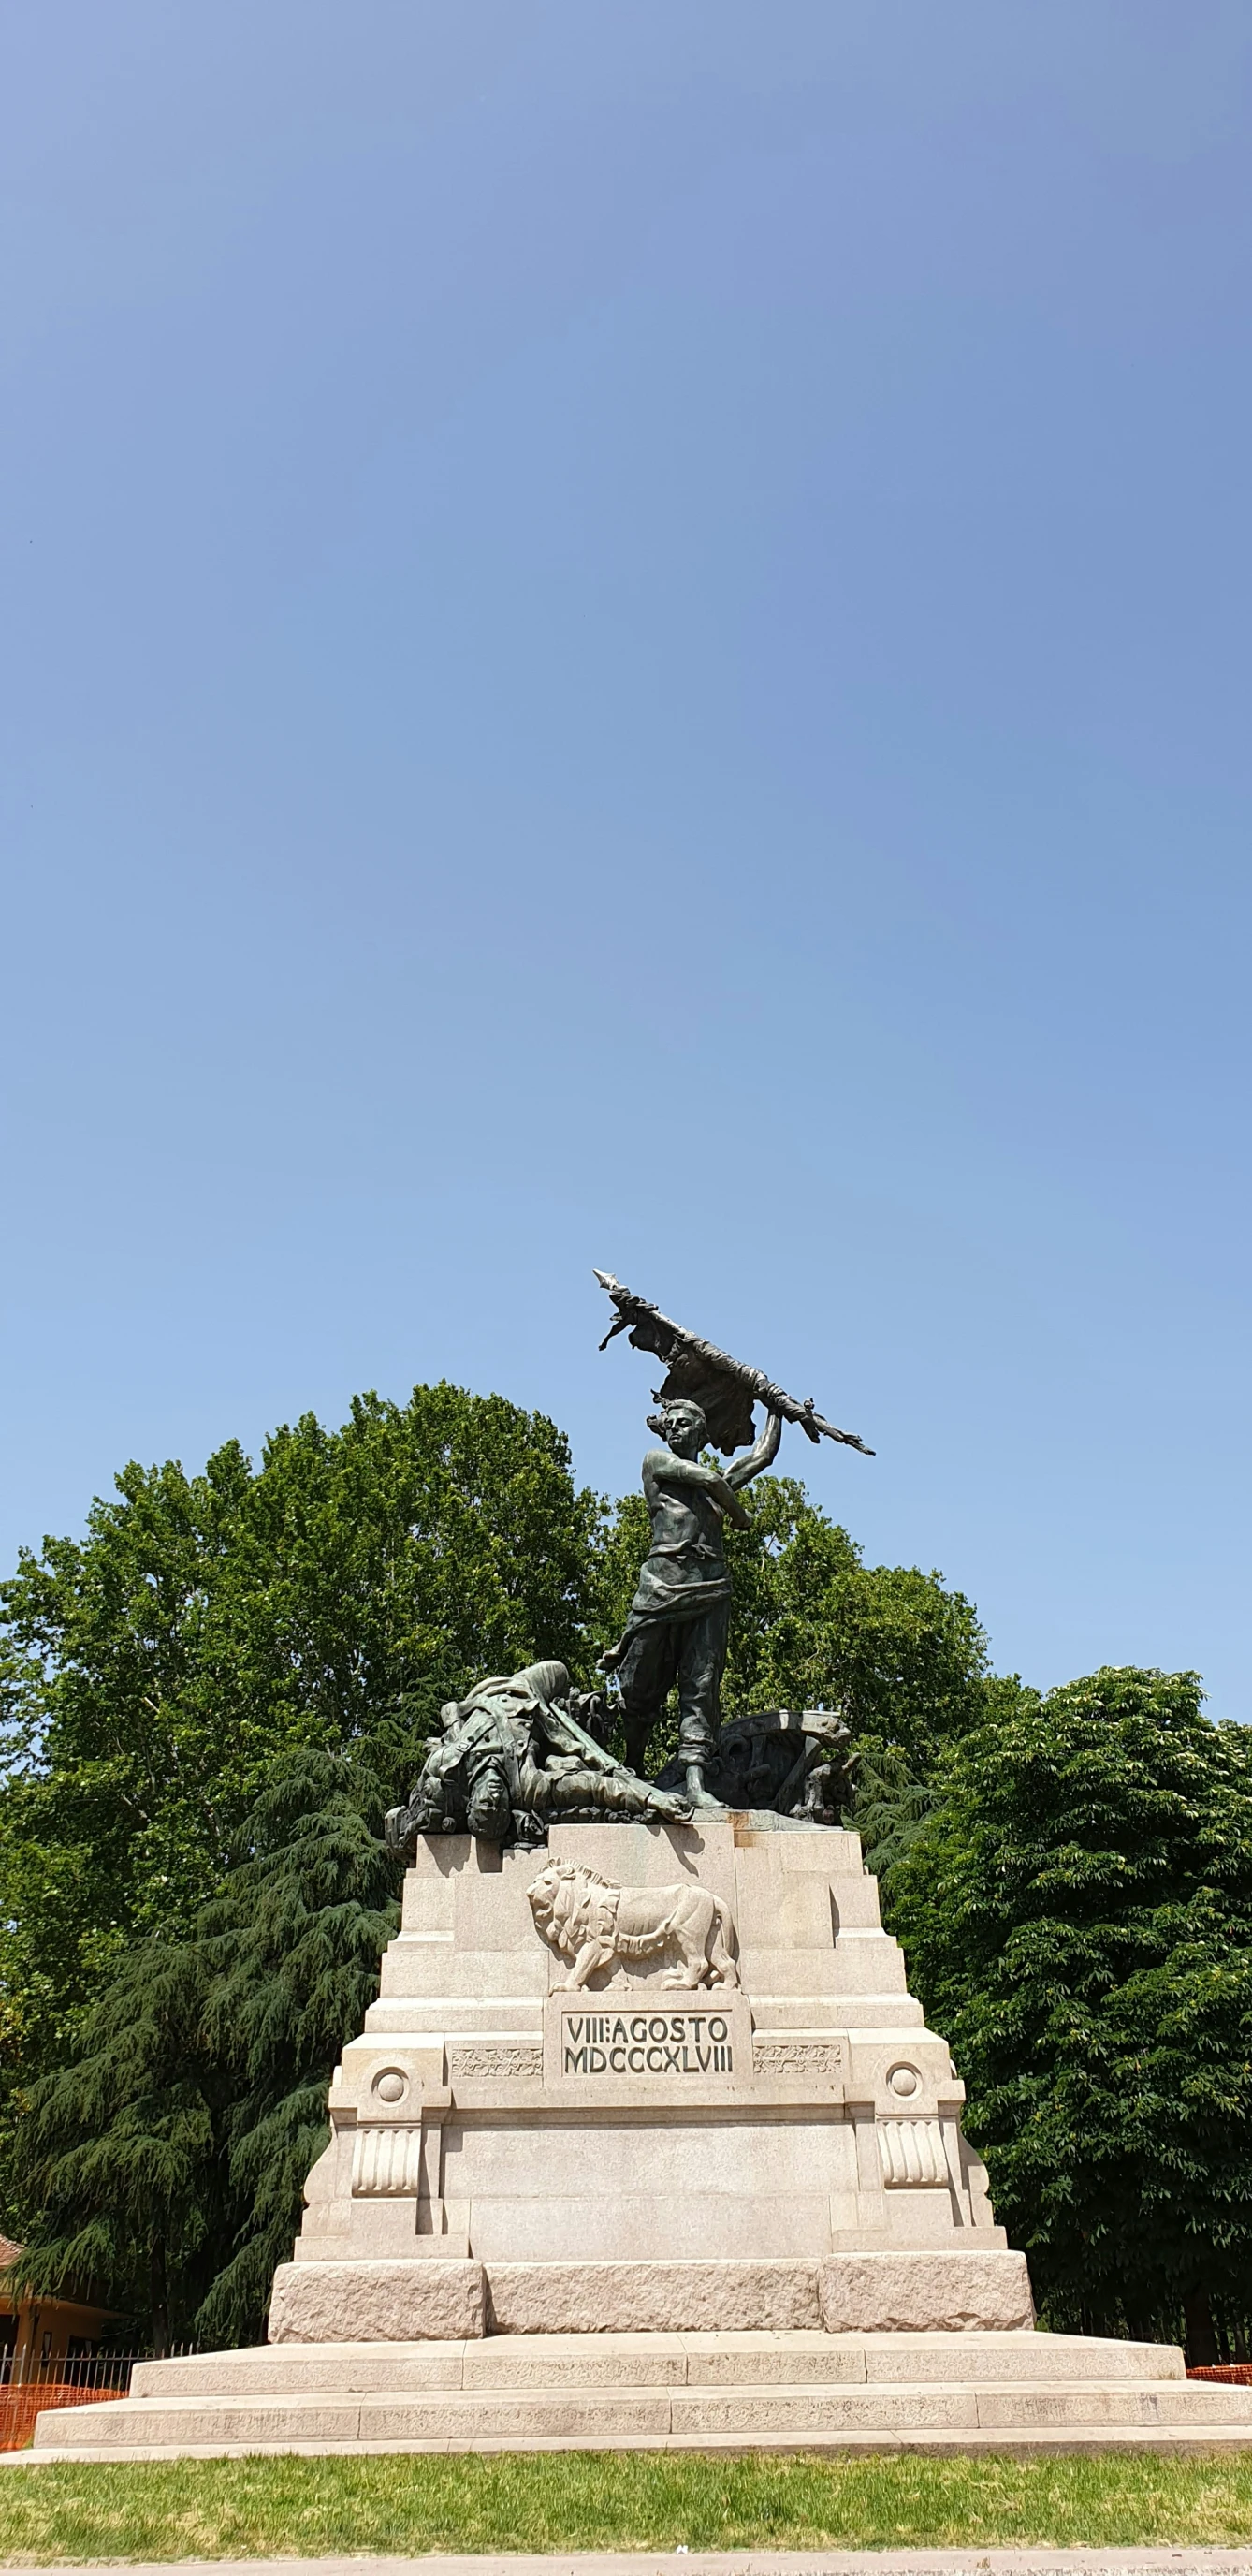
left=195, top=1749, right=400, bottom=2347
left=10, top=1936, right=221, bottom=2353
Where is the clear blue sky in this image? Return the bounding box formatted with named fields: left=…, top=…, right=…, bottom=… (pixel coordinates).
left=3, top=4, right=1249, bottom=1715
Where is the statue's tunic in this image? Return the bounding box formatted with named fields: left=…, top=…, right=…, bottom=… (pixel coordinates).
left=608, top=1463, right=732, bottom=1766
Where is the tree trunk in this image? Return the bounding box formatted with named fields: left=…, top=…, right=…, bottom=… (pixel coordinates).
left=1184, top=2287, right=1219, bottom=2367
left=150, top=2238, right=168, bottom=2361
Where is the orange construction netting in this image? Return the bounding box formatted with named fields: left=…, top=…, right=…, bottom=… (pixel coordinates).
left=0, top=2383, right=123, bottom=2452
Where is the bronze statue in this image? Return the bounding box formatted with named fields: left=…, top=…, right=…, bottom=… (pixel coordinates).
left=593, top=1272, right=871, bottom=1809
left=654, top=1705, right=856, bottom=1822
left=386, top=1282, right=873, bottom=1851
left=593, top=1271, right=872, bottom=1456
left=599, top=1396, right=781, bottom=1808
left=386, top=1660, right=692, bottom=1853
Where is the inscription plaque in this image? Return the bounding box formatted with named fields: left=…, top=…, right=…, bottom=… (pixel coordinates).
left=562, top=2008, right=735, bottom=2077
left=545, top=1988, right=751, bottom=2089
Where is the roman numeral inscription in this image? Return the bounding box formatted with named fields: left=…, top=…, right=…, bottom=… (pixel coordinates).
left=542, top=1986, right=751, bottom=2088
left=561, top=2011, right=733, bottom=2077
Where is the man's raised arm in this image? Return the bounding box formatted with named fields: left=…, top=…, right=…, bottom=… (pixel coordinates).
left=725, top=1409, right=783, bottom=1491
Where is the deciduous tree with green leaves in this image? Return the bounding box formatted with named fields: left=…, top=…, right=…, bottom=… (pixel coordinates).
left=883, top=1668, right=1252, bottom=2361
left=0, top=1383, right=603, bottom=2063
left=0, top=1382, right=1051, bottom=2350
left=593, top=1471, right=993, bottom=1781
left=0, top=1382, right=604, bottom=2294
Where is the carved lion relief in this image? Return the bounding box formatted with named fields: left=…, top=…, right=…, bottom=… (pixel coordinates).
left=527, top=1860, right=739, bottom=1992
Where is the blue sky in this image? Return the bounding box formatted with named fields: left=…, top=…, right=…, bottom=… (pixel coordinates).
left=3, top=3, right=1250, bottom=1713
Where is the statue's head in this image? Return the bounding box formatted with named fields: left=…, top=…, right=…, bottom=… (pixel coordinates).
left=465, top=1761, right=511, bottom=1842
left=517, top=1660, right=570, bottom=1707
left=648, top=1397, right=706, bottom=1459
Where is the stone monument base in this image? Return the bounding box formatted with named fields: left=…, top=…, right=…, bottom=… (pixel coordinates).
left=268, top=2249, right=1035, bottom=2342
left=29, top=1816, right=1251, bottom=2460
left=26, top=2329, right=1252, bottom=2459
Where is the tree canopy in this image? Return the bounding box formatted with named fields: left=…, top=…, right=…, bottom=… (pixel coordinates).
left=594, top=1471, right=991, bottom=1778
left=0, top=1382, right=988, bottom=2344
left=0, top=1383, right=602, bottom=2067
left=6, top=1383, right=1245, bottom=2364
left=884, top=1668, right=1252, bottom=2358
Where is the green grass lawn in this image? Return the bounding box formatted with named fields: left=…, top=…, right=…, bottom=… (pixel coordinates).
left=6, top=2451, right=1252, bottom=2562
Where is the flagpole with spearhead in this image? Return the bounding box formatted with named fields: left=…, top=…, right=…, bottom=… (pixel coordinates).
left=592, top=1270, right=874, bottom=1457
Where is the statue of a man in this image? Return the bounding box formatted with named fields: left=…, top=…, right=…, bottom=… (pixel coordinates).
left=600, top=1399, right=781, bottom=1808
left=387, top=1659, right=692, bottom=1850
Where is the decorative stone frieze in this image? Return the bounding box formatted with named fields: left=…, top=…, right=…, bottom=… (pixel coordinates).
left=752, top=2036, right=844, bottom=2078
left=446, top=2042, right=542, bottom=2083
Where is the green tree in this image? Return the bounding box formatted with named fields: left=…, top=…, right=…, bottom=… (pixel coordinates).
left=593, top=1472, right=991, bottom=1782
left=8, top=1932, right=222, bottom=2353
left=884, top=1668, right=1252, bottom=2358
left=0, top=1382, right=603, bottom=2329
left=0, top=1384, right=603, bottom=2064
left=194, top=1748, right=401, bottom=2348
left=10, top=1749, right=401, bottom=2350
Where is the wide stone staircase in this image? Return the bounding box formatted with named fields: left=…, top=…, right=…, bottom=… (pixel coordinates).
left=25, top=2331, right=1252, bottom=2458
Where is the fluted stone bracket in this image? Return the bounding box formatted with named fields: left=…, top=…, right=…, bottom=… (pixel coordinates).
left=352, top=2127, right=426, bottom=2197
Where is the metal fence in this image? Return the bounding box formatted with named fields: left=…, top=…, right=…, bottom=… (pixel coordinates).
left=1, top=2341, right=197, bottom=2392
left=0, top=2345, right=199, bottom=2448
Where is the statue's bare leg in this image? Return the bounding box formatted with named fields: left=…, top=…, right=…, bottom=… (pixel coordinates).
left=684, top=1760, right=724, bottom=1811
left=678, top=1604, right=730, bottom=1811
left=623, top=1716, right=652, bottom=1777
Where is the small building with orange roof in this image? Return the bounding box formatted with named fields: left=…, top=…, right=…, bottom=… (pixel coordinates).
left=0, top=2237, right=116, bottom=2378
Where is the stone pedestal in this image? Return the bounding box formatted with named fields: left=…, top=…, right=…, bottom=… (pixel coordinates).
left=271, top=1816, right=1029, bottom=2338
left=29, top=1815, right=1252, bottom=2457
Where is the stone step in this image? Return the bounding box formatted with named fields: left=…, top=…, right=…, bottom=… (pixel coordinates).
left=55, top=2385, right=1252, bottom=2443
left=124, top=2331, right=1187, bottom=2401
left=28, top=2423, right=1252, bottom=2462
left=28, top=2329, right=1252, bottom=2463
left=29, top=2370, right=1252, bottom=2459
left=26, top=2421, right=1252, bottom=2462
